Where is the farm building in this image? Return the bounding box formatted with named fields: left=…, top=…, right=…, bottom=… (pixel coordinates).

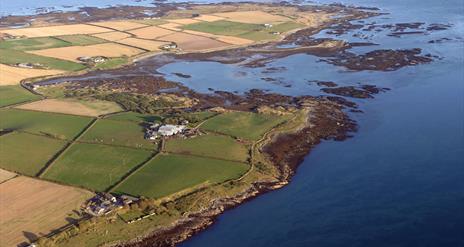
left=145, top=123, right=186, bottom=139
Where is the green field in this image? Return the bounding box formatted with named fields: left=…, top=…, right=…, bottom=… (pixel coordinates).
left=0, top=85, right=41, bottom=107
left=94, top=57, right=128, bottom=70
left=0, top=109, right=93, bottom=140
left=0, top=132, right=67, bottom=176
left=114, top=153, right=248, bottom=198
left=44, top=143, right=152, bottom=191
left=183, top=20, right=262, bottom=36
left=80, top=119, right=154, bottom=149
left=183, top=20, right=303, bottom=41
left=201, top=111, right=287, bottom=141
left=0, top=49, right=86, bottom=71
left=55, top=35, right=106, bottom=46
left=165, top=134, right=249, bottom=162
left=0, top=37, right=70, bottom=51
left=106, top=111, right=161, bottom=123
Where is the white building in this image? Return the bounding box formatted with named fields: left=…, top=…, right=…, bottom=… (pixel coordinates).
left=158, top=125, right=185, bottom=136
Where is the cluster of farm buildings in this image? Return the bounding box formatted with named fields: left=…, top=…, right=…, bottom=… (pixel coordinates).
left=84, top=193, right=139, bottom=216
left=145, top=122, right=188, bottom=140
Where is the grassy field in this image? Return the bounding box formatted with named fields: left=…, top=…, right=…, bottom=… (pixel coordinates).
left=79, top=119, right=154, bottom=149
left=183, top=20, right=304, bottom=41
left=0, top=132, right=67, bottom=176
left=183, top=20, right=262, bottom=36
left=0, top=85, right=41, bottom=107
left=16, top=98, right=123, bottom=116
left=44, top=143, right=152, bottom=191
left=165, top=134, right=249, bottom=162
left=0, top=37, right=70, bottom=51
left=201, top=111, right=288, bottom=141
left=94, top=57, right=128, bottom=70
left=0, top=109, right=93, bottom=140
left=0, top=49, right=86, bottom=71
left=106, top=111, right=161, bottom=123
left=55, top=34, right=106, bottom=46
left=114, top=153, right=249, bottom=198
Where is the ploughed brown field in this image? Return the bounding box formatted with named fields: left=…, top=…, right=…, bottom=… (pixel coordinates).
left=89, top=21, right=148, bottom=31
left=117, top=38, right=170, bottom=51
left=0, top=176, right=93, bottom=246
left=92, top=31, right=132, bottom=41
left=0, top=168, right=16, bottom=183
left=161, top=32, right=231, bottom=51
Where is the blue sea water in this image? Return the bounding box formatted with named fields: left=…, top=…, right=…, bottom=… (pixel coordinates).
left=172, top=1, right=464, bottom=247
left=3, top=0, right=463, bottom=246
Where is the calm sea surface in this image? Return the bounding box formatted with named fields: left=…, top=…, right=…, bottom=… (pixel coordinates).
left=4, top=0, right=463, bottom=246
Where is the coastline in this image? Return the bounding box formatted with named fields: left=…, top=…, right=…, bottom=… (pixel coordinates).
left=1, top=2, right=438, bottom=246
left=111, top=100, right=357, bottom=247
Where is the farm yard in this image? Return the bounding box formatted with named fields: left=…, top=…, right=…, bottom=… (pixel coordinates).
left=43, top=143, right=153, bottom=191
left=16, top=98, right=123, bottom=117
left=0, top=85, right=41, bottom=107
left=0, top=176, right=93, bottom=246
left=113, top=153, right=249, bottom=199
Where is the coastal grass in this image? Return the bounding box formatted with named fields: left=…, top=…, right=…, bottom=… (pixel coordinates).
left=114, top=153, right=249, bottom=199
left=0, top=37, right=70, bottom=51
left=106, top=111, right=162, bottom=123
left=201, top=111, right=288, bottom=141
left=79, top=119, right=154, bottom=149
left=0, top=108, right=93, bottom=140
left=55, top=34, right=107, bottom=46
left=0, top=132, right=67, bottom=176
left=0, top=85, right=41, bottom=107
left=0, top=49, right=86, bottom=71
left=165, top=134, right=249, bottom=162
left=43, top=143, right=152, bottom=191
